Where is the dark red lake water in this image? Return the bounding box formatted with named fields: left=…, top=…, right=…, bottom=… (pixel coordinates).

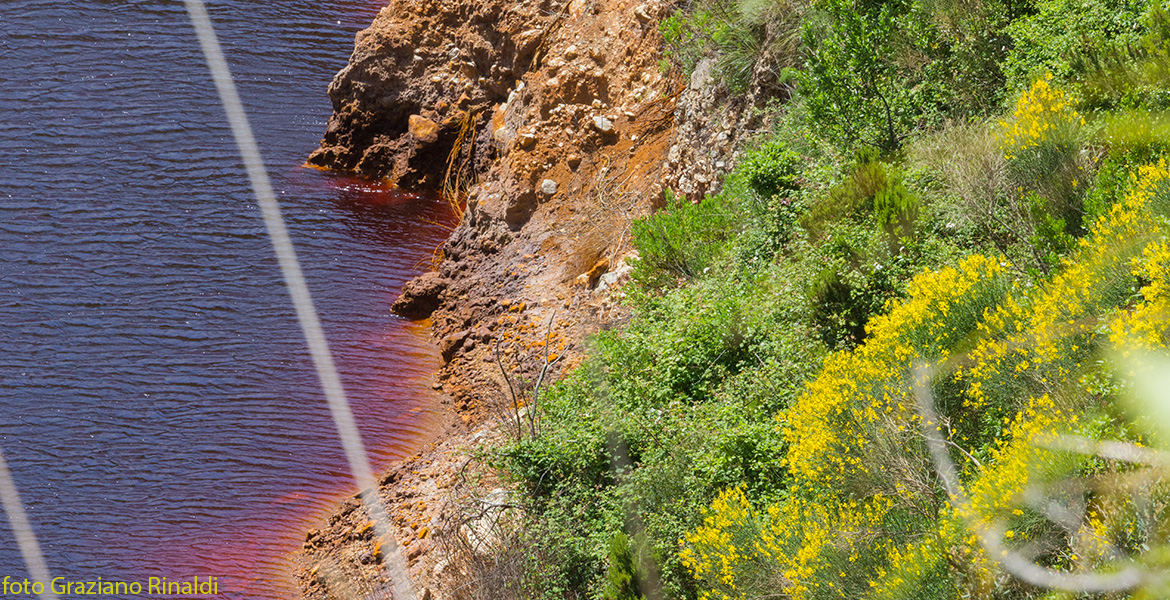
left=0, top=1, right=454, bottom=597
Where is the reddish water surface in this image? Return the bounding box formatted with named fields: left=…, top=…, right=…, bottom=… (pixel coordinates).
left=0, top=1, right=455, bottom=597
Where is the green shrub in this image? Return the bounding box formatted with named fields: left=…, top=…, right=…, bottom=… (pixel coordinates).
left=603, top=532, right=663, bottom=600
left=500, top=264, right=818, bottom=599
left=631, top=189, right=733, bottom=288
left=873, top=174, right=919, bottom=242
left=1003, top=0, right=1152, bottom=94
left=712, top=17, right=770, bottom=92
left=805, top=225, right=906, bottom=349
left=917, top=0, right=1032, bottom=116
left=729, top=138, right=807, bottom=257
left=800, top=0, right=954, bottom=151
left=999, top=75, right=1097, bottom=272
left=1086, top=129, right=1170, bottom=222
left=802, top=152, right=917, bottom=243
left=659, top=9, right=723, bottom=77
left=658, top=0, right=805, bottom=94
left=1076, top=5, right=1170, bottom=108
left=739, top=139, right=802, bottom=199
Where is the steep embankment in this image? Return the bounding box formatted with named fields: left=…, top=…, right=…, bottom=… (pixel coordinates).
left=293, top=0, right=759, bottom=598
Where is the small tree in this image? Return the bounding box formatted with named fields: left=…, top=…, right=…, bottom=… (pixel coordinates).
left=801, top=0, right=922, bottom=151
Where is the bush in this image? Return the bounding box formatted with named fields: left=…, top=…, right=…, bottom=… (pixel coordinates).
left=1000, top=75, right=1097, bottom=272
left=682, top=159, right=1170, bottom=600
left=804, top=220, right=909, bottom=350
left=873, top=170, right=919, bottom=243
left=909, top=76, right=1096, bottom=277
left=631, top=189, right=734, bottom=288
left=1076, top=5, right=1170, bottom=108
left=603, top=532, right=662, bottom=600
left=739, top=139, right=802, bottom=199
left=500, top=264, right=818, bottom=599
left=799, top=0, right=959, bottom=151
left=728, top=138, right=807, bottom=257
left=1085, top=124, right=1170, bottom=222
left=916, top=0, right=1031, bottom=116
left=1003, top=0, right=1152, bottom=94
left=911, top=121, right=1041, bottom=271
left=802, top=152, right=918, bottom=243
left=659, top=8, right=723, bottom=78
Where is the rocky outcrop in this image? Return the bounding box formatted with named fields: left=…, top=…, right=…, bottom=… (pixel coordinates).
left=306, top=0, right=557, bottom=188
left=391, top=271, right=448, bottom=320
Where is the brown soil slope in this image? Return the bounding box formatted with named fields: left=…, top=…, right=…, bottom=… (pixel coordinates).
left=294, top=0, right=757, bottom=597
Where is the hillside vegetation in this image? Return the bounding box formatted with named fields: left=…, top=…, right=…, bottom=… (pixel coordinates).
left=462, top=0, right=1170, bottom=598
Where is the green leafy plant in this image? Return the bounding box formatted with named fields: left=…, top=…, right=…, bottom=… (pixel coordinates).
left=873, top=173, right=919, bottom=242
left=603, top=532, right=663, bottom=600
left=658, top=0, right=806, bottom=94
left=631, top=189, right=733, bottom=287
left=1004, top=0, right=1152, bottom=95
left=802, top=151, right=916, bottom=243
left=1076, top=4, right=1170, bottom=108
left=739, top=139, right=802, bottom=198
left=800, top=0, right=943, bottom=151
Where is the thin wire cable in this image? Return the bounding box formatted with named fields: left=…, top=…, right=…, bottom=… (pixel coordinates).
left=181, top=2, right=415, bottom=598
left=0, top=448, right=59, bottom=600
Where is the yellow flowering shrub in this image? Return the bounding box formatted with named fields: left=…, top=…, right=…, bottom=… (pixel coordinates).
left=961, top=160, right=1170, bottom=413
left=681, top=486, right=896, bottom=600
left=866, top=515, right=994, bottom=600
left=1000, top=74, right=1085, bottom=161
left=1111, top=239, right=1170, bottom=350
left=682, top=161, right=1170, bottom=599
left=784, top=254, right=1011, bottom=488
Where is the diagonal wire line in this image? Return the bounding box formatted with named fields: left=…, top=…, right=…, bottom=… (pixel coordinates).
left=181, top=2, right=415, bottom=598
left=0, top=447, right=59, bottom=600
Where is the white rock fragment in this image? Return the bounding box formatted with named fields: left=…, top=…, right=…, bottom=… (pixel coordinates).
left=592, top=116, right=615, bottom=134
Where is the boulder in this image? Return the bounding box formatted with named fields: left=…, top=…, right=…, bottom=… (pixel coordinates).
left=391, top=271, right=449, bottom=319
left=408, top=114, right=440, bottom=143
left=439, top=329, right=471, bottom=363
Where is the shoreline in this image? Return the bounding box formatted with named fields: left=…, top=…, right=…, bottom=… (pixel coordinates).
left=290, top=0, right=749, bottom=596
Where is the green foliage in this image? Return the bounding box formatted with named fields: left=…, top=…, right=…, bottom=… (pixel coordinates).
left=487, top=0, right=1170, bottom=596
left=604, top=533, right=646, bottom=600
left=1076, top=5, right=1170, bottom=108
left=658, top=0, right=805, bottom=94
left=916, top=0, right=1032, bottom=115
left=739, top=139, right=803, bottom=199
left=1003, top=0, right=1152, bottom=94
left=873, top=173, right=919, bottom=241
left=681, top=158, right=1170, bottom=600
left=800, top=0, right=1034, bottom=151
left=999, top=76, right=1096, bottom=273
left=803, top=219, right=917, bottom=349
left=603, top=532, right=662, bottom=600
left=501, top=266, right=819, bottom=598
left=800, top=0, right=986, bottom=151
left=730, top=138, right=807, bottom=257
left=1086, top=129, right=1170, bottom=222
left=713, top=17, right=771, bottom=93
left=659, top=8, right=723, bottom=77
left=631, top=189, right=733, bottom=288
left=802, top=152, right=919, bottom=245
left=800, top=0, right=920, bottom=151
